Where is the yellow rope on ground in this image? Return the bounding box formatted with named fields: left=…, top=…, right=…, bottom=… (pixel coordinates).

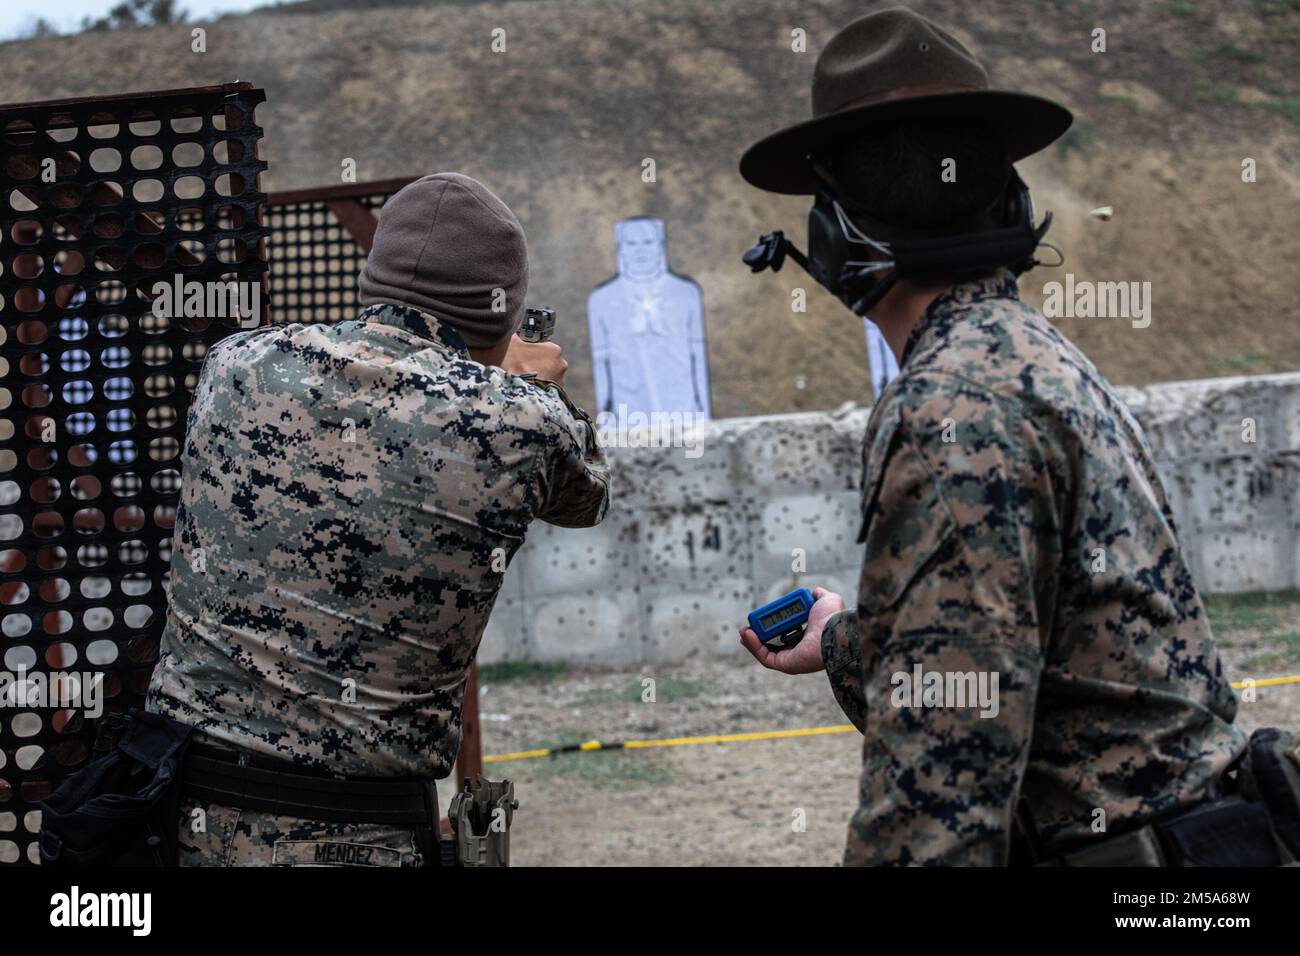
left=1237, top=675, right=1300, bottom=689
left=480, top=673, right=1300, bottom=764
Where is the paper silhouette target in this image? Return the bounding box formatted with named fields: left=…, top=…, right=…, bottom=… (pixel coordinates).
left=864, top=317, right=900, bottom=401
left=588, top=217, right=711, bottom=419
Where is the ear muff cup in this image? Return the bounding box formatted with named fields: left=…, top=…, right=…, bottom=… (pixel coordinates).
left=806, top=194, right=849, bottom=293
left=1002, top=169, right=1033, bottom=231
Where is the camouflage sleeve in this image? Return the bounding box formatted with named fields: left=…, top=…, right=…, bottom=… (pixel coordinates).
left=844, top=376, right=1050, bottom=866
left=820, top=608, right=867, bottom=732
left=531, top=379, right=611, bottom=528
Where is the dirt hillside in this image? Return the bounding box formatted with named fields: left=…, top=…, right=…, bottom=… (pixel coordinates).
left=3, top=0, right=1297, bottom=415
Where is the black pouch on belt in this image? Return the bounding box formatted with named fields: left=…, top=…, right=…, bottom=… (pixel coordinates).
left=1154, top=795, right=1282, bottom=866
left=38, top=709, right=195, bottom=866
left=1233, top=727, right=1300, bottom=859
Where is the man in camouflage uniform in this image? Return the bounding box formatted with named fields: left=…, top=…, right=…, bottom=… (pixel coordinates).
left=146, top=172, right=609, bottom=865
left=738, top=9, right=1246, bottom=865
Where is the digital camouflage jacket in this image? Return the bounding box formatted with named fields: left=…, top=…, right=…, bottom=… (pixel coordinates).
left=148, top=303, right=609, bottom=778
left=820, top=271, right=1246, bottom=865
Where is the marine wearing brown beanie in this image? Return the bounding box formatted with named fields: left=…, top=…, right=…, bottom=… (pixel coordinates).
left=357, top=172, right=529, bottom=348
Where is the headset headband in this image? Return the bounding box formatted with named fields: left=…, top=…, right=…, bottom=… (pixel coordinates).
left=890, top=214, right=1052, bottom=279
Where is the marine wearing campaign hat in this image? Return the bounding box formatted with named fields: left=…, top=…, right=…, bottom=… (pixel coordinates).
left=737, top=8, right=1249, bottom=867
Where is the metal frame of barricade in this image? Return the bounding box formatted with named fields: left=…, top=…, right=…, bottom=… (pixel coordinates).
left=0, top=82, right=269, bottom=866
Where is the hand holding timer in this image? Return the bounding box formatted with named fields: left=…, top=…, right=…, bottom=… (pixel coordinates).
left=747, top=588, right=815, bottom=650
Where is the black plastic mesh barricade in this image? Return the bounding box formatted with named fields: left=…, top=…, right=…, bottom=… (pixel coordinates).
left=0, top=83, right=267, bottom=866
left=265, top=177, right=413, bottom=326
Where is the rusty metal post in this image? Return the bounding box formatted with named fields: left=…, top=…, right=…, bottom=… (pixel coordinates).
left=324, top=198, right=380, bottom=253
left=441, top=662, right=483, bottom=835
left=457, top=663, right=484, bottom=784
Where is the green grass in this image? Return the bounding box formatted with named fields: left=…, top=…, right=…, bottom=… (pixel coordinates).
left=577, top=675, right=714, bottom=706
left=1246, top=634, right=1300, bottom=671
left=1217, top=348, right=1265, bottom=375
left=1193, top=84, right=1300, bottom=129
left=1168, top=0, right=1198, bottom=15
left=1100, top=94, right=1140, bottom=111
left=1196, top=84, right=1241, bottom=104
left=477, top=660, right=570, bottom=683
left=529, top=731, right=675, bottom=789
left=1207, top=591, right=1300, bottom=672
left=1253, top=0, right=1300, bottom=15
left=1259, top=22, right=1300, bottom=44
left=1252, top=97, right=1300, bottom=126
left=1205, top=590, right=1299, bottom=635
left=1055, top=120, right=1097, bottom=159
left=1197, top=43, right=1266, bottom=64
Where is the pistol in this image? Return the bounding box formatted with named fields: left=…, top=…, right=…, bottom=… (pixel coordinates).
left=518, top=307, right=556, bottom=343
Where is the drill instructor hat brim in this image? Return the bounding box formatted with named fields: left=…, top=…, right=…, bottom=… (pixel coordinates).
left=739, top=7, right=1073, bottom=195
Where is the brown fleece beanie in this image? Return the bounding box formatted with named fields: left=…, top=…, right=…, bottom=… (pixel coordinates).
left=357, top=172, right=528, bottom=348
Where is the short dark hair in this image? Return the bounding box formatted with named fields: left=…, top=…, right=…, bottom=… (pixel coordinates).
left=826, top=121, right=1011, bottom=237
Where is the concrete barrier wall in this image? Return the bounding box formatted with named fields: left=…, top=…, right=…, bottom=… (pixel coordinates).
left=480, top=372, right=1300, bottom=664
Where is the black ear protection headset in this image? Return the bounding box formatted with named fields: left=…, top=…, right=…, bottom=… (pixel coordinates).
left=743, top=163, right=1058, bottom=316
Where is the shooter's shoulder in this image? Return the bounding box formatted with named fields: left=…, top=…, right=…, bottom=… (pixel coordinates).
left=479, top=369, right=592, bottom=442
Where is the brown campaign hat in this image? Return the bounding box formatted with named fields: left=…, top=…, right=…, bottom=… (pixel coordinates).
left=739, top=7, right=1073, bottom=194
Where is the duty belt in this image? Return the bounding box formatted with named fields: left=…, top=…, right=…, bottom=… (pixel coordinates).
left=182, top=741, right=439, bottom=826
